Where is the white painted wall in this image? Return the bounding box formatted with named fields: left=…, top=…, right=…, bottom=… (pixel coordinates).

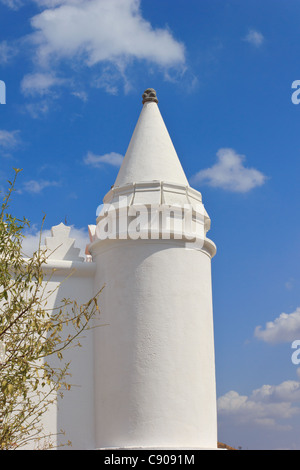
left=34, top=225, right=97, bottom=449
left=90, top=238, right=217, bottom=449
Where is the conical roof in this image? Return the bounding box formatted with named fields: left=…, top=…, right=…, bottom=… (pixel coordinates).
left=114, top=88, right=189, bottom=188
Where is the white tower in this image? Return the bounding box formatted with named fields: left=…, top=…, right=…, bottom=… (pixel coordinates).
left=89, top=89, right=217, bottom=450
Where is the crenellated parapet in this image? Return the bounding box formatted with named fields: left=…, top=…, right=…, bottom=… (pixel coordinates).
left=40, top=222, right=84, bottom=262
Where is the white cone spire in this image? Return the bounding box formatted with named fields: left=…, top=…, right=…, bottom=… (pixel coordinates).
left=114, top=88, right=189, bottom=188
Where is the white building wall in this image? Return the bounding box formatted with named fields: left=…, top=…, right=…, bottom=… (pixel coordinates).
left=91, top=237, right=217, bottom=449
left=36, top=226, right=97, bottom=449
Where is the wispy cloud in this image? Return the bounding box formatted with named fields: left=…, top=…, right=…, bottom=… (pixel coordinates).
left=0, top=40, right=18, bottom=64
left=23, top=100, right=50, bottom=119
left=21, top=179, right=60, bottom=194
left=92, top=66, right=122, bottom=96
left=285, top=278, right=295, bottom=291
left=71, top=90, right=88, bottom=102
left=0, top=0, right=23, bottom=9
left=190, top=148, right=267, bottom=193
left=83, top=151, right=123, bottom=168
left=0, top=129, right=20, bottom=148
left=243, top=29, right=264, bottom=47
left=21, top=72, right=66, bottom=96
left=254, top=307, right=300, bottom=344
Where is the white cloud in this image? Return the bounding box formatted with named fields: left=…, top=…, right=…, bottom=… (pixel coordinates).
left=21, top=72, right=65, bottom=96
left=92, top=66, right=122, bottom=96
left=21, top=179, right=60, bottom=194
left=218, top=380, right=300, bottom=430
left=1, top=0, right=72, bottom=9
left=285, top=278, right=295, bottom=290
left=23, top=100, right=50, bottom=119
left=244, top=29, right=264, bottom=47
left=0, top=0, right=23, bottom=9
left=33, top=0, right=84, bottom=7
left=33, top=0, right=70, bottom=6
left=254, top=308, right=300, bottom=344
left=0, top=41, right=17, bottom=64
left=84, top=151, right=123, bottom=168
left=0, top=129, right=20, bottom=148
left=3, top=0, right=187, bottom=99
left=22, top=227, right=51, bottom=258
left=71, top=90, right=88, bottom=102
left=19, top=0, right=185, bottom=97
left=190, top=148, right=267, bottom=193
left=29, top=0, right=185, bottom=68
left=251, top=381, right=300, bottom=404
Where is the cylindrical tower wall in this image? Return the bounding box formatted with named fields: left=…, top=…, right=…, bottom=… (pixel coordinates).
left=91, top=239, right=217, bottom=449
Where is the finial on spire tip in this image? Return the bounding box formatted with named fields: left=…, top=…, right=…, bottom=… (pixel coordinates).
left=142, top=88, right=158, bottom=105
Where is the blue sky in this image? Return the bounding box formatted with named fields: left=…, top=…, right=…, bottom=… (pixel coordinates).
left=1, top=0, right=300, bottom=450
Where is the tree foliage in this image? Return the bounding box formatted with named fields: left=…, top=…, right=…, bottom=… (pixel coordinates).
left=0, top=169, right=101, bottom=449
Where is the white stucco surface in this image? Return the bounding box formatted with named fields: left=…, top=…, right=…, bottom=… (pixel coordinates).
left=91, top=239, right=217, bottom=449
left=114, top=101, right=189, bottom=188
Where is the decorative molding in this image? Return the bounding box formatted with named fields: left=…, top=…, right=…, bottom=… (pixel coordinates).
left=41, top=222, right=84, bottom=262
